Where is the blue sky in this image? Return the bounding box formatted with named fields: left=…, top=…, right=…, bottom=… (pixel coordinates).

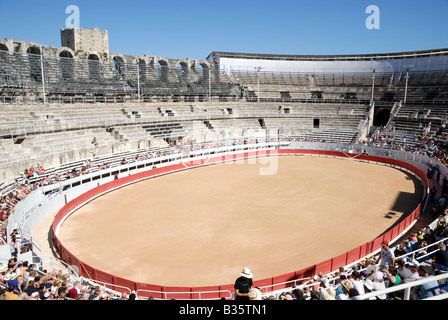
left=0, top=0, right=447, bottom=59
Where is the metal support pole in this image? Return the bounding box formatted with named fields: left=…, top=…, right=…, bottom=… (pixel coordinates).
left=371, top=69, right=375, bottom=105
left=40, top=46, right=46, bottom=105
left=255, top=67, right=261, bottom=103
left=403, top=65, right=414, bottom=105
left=208, top=67, right=211, bottom=102
left=137, top=61, right=141, bottom=104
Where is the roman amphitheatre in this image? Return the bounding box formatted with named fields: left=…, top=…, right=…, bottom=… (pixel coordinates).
left=0, top=26, right=446, bottom=300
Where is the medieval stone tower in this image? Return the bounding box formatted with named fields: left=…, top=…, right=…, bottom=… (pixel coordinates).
left=60, top=27, right=109, bottom=54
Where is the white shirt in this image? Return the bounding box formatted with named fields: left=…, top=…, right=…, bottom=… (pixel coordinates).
left=380, top=248, right=395, bottom=266
left=352, top=280, right=365, bottom=295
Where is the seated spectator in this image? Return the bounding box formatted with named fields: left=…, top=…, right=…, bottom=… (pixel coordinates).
left=394, top=241, right=409, bottom=259
left=334, top=275, right=347, bottom=297
left=403, top=260, right=421, bottom=283
left=5, top=285, right=21, bottom=300
left=23, top=280, right=39, bottom=297
left=413, top=265, right=440, bottom=300
left=335, top=279, right=353, bottom=300
left=292, top=288, right=305, bottom=300
left=322, top=287, right=336, bottom=300
left=350, top=271, right=365, bottom=296
left=431, top=243, right=448, bottom=273
left=310, top=290, right=326, bottom=300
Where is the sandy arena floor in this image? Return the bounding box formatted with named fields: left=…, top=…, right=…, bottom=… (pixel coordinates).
left=54, top=155, right=423, bottom=287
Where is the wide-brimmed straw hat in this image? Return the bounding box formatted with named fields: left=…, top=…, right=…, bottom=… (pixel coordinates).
left=4, top=272, right=19, bottom=281
left=323, top=287, right=336, bottom=300
left=249, top=287, right=262, bottom=300
left=240, top=267, right=253, bottom=279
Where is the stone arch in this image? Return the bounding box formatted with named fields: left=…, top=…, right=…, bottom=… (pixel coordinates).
left=198, top=61, right=210, bottom=83
left=113, top=55, right=125, bottom=76
left=26, top=46, right=41, bottom=55
left=137, top=58, right=147, bottom=82
left=0, top=43, right=9, bottom=65
left=178, top=61, right=189, bottom=83
left=59, top=50, right=74, bottom=80
left=147, top=57, right=157, bottom=81
left=157, top=59, right=169, bottom=82
left=26, top=46, right=42, bottom=82
left=88, top=53, right=101, bottom=79
left=59, top=50, right=73, bottom=58
left=0, top=43, right=9, bottom=52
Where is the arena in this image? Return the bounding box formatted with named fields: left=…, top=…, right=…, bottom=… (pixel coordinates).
left=56, top=155, right=423, bottom=288
left=0, top=22, right=448, bottom=301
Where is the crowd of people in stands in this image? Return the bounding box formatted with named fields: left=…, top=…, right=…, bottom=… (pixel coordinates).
left=0, top=258, right=140, bottom=300
left=0, top=178, right=42, bottom=246
left=369, top=121, right=448, bottom=169
left=287, top=136, right=344, bottom=144
left=258, top=233, right=448, bottom=300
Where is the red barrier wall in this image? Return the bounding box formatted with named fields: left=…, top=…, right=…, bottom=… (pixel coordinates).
left=52, top=149, right=429, bottom=299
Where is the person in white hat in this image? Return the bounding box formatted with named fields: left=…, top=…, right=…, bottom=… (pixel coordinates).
left=248, top=287, right=262, bottom=300
left=234, top=267, right=254, bottom=301
left=6, top=272, right=22, bottom=294
left=0, top=264, right=8, bottom=283
left=30, top=291, right=40, bottom=300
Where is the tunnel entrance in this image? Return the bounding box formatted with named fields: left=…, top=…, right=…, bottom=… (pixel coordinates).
left=374, top=108, right=391, bottom=126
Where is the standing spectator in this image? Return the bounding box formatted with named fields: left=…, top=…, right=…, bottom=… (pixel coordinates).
left=380, top=241, right=395, bottom=267
left=430, top=186, right=437, bottom=202
left=438, top=196, right=446, bottom=209
left=234, top=267, right=254, bottom=301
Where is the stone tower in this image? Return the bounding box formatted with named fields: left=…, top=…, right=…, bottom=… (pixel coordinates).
left=60, top=27, right=109, bottom=53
